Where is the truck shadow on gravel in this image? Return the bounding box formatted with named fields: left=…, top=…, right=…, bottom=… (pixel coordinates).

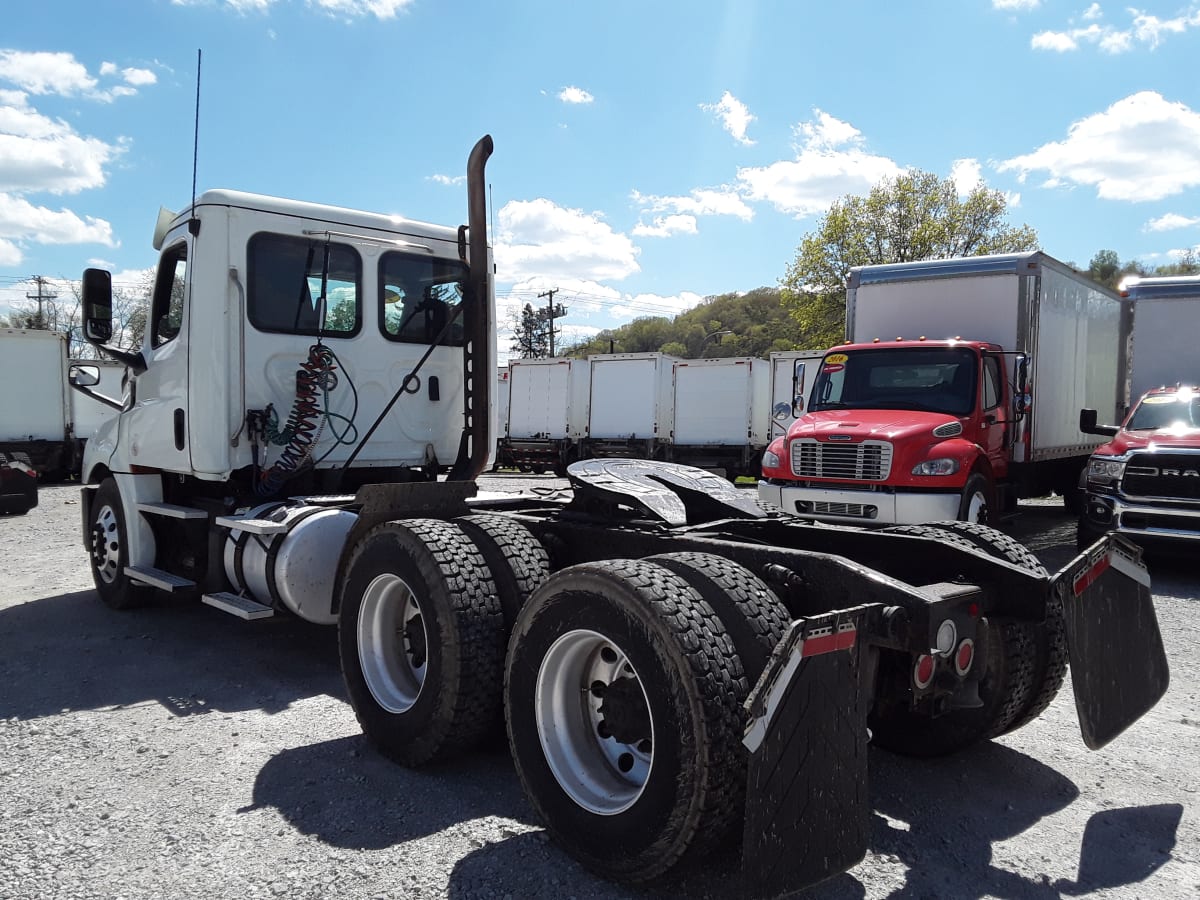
left=0, top=589, right=344, bottom=721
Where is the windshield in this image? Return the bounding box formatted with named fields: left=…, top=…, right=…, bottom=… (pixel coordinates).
left=810, top=347, right=979, bottom=417
left=1126, top=394, right=1200, bottom=431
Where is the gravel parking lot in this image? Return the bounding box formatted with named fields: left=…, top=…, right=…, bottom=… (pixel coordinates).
left=1, top=477, right=1197, bottom=899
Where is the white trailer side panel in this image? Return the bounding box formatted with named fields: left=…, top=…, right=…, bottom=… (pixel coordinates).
left=673, top=358, right=762, bottom=445
left=588, top=354, right=674, bottom=440
left=507, top=359, right=573, bottom=439
left=1, top=330, right=70, bottom=442
left=850, top=274, right=1020, bottom=349
left=1130, top=293, right=1200, bottom=399
left=1030, top=268, right=1124, bottom=458
left=496, top=367, right=510, bottom=436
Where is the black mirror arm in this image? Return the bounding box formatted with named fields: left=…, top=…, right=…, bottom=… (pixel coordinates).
left=99, top=346, right=147, bottom=374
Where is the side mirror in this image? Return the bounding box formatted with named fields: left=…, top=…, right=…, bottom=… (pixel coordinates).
left=1079, top=408, right=1120, bottom=437
left=69, top=364, right=101, bottom=388
left=81, top=268, right=113, bottom=344
left=792, top=361, right=807, bottom=417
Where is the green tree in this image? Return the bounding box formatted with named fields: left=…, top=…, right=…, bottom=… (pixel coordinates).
left=510, top=303, right=548, bottom=358
left=1087, top=249, right=1123, bottom=290
left=781, top=170, right=1039, bottom=349
left=1154, top=248, right=1199, bottom=276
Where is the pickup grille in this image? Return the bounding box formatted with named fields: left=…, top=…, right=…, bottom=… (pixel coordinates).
left=1122, top=452, right=1200, bottom=500
left=790, top=439, right=892, bottom=481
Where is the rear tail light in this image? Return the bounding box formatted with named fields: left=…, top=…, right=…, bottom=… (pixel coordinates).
left=913, top=654, right=935, bottom=690
left=954, top=639, right=975, bottom=676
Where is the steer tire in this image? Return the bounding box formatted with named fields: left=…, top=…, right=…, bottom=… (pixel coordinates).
left=646, top=551, right=790, bottom=684
left=455, top=514, right=551, bottom=629
left=869, top=524, right=1038, bottom=757
left=505, top=558, right=746, bottom=884
left=928, top=521, right=1068, bottom=734
left=338, top=518, right=505, bottom=766
left=88, top=478, right=149, bottom=610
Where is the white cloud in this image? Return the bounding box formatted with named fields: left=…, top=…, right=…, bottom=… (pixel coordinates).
left=700, top=91, right=756, bottom=146
left=632, top=214, right=698, bottom=238
left=121, top=67, right=157, bottom=87
left=610, top=291, right=705, bottom=319
left=999, top=91, right=1200, bottom=202
left=1031, top=4, right=1200, bottom=54
left=171, top=0, right=279, bottom=12
left=495, top=198, right=640, bottom=284
left=950, top=158, right=983, bottom=195
left=558, top=86, right=594, bottom=105
left=0, top=92, right=125, bottom=194
left=993, top=0, right=1040, bottom=10
left=0, top=239, right=19, bottom=266
left=630, top=186, right=754, bottom=236
left=0, top=51, right=96, bottom=96
left=428, top=173, right=465, bottom=186
left=736, top=109, right=902, bottom=217
left=172, top=0, right=414, bottom=18
left=0, top=194, right=115, bottom=247
left=1145, top=213, right=1200, bottom=232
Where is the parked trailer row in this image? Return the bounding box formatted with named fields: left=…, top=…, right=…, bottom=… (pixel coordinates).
left=496, top=349, right=824, bottom=477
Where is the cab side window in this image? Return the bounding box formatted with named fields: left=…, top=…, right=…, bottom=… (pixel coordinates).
left=247, top=233, right=361, bottom=337
left=982, top=356, right=1002, bottom=411
left=150, top=243, right=187, bottom=348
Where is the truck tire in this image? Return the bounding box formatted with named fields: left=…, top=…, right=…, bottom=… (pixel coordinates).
left=338, top=518, right=505, bottom=766
left=868, top=524, right=1038, bottom=757
left=454, top=513, right=550, bottom=629
left=506, top=559, right=746, bottom=884
left=916, top=520, right=1067, bottom=734
left=957, top=473, right=992, bottom=524
left=646, top=551, right=790, bottom=683
left=88, top=478, right=149, bottom=610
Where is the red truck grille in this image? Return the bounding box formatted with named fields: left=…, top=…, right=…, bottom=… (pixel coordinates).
left=1123, top=452, right=1200, bottom=500
left=790, top=439, right=893, bottom=480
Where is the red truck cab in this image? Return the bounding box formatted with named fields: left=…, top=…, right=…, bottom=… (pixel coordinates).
left=1078, top=385, right=1200, bottom=548
left=758, top=339, right=1019, bottom=524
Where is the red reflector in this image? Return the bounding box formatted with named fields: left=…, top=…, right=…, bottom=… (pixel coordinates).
left=800, top=626, right=856, bottom=658
left=914, top=654, right=935, bottom=689
left=967, top=602, right=980, bottom=618
left=1072, top=554, right=1111, bottom=596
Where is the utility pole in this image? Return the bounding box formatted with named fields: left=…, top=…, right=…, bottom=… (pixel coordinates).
left=537, top=287, right=567, bottom=356
left=26, top=275, right=57, bottom=329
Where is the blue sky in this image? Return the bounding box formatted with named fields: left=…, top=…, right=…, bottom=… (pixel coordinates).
left=2, top=0, right=1199, bottom=351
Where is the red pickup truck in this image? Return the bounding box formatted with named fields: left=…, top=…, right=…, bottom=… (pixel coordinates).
left=1078, top=384, right=1200, bottom=548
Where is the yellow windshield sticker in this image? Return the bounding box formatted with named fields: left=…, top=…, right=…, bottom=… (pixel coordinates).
left=1142, top=395, right=1176, bottom=404
left=825, top=353, right=849, bottom=364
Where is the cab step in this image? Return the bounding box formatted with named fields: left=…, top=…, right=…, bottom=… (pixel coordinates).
left=214, top=514, right=287, bottom=535
left=137, top=502, right=209, bottom=520
left=202, top=592, right=275, bottom=620
left=125, top=566, right=196, bottom=592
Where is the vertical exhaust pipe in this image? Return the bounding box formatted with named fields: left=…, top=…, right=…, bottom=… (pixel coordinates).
left=449, top=135, right=494, bottom=480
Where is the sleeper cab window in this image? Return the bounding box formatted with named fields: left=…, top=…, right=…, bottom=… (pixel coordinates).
left=379, top=250, right=468, bottom=346
left=151, top=242, right=188, bottom=348
left=247, top=233, right=362, bottom=337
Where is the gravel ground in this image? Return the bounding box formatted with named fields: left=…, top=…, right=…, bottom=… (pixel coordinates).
left=0, top=478, right=1197, bottom=899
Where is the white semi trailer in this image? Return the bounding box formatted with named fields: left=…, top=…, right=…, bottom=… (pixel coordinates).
left=74, top=137, right=1166, bottom=897
left=1120, top=274, right=1200, bottom=400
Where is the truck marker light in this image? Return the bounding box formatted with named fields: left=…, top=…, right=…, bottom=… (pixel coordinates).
left=967, top=602, right=980, bottom=618
left=954, top=639, right=974, bottom=676
left=913, top=654, right=935, bottom=689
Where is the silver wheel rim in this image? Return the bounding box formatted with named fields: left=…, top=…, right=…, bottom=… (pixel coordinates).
left=91, top=504, right=121, bottom=584
left=535, top=629, right=654, bottom=815
left=357, top=573, right=428, bottom=714
left=965, top=491, right=988, bottom=523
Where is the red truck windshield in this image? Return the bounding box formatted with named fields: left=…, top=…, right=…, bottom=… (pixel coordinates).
left=811, top=347, right=978, bottom=417
left=1126, top=393, right=1200, bottom=431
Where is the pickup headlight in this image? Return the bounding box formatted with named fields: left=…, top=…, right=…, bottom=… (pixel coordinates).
left=1087, top=457, right=1125, bottom=485
left=912, top=458, right=960, bottom=476
left=762, top=447, right=782, bottom=470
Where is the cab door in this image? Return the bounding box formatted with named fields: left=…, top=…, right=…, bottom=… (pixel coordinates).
left=980, top=354, right=1008, bottom=476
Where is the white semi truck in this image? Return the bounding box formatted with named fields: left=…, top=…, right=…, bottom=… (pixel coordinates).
left=75, top=137, right=1167, bottom=897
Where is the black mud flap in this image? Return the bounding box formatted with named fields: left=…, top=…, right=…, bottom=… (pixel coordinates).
left=741, top=605, right=879, bottom=898
left=1054, top=534, right=1169, bottom=750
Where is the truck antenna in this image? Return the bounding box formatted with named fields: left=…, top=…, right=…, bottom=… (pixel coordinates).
left=190, top=49, right=202, bottom=221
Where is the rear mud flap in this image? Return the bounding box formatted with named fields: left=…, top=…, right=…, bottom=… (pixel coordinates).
left=1055, top=535, right=1169, bottom=750
left=741, top=605, right=878, bottom=898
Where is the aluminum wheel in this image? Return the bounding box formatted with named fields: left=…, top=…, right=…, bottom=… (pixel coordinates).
left=535, top=628, right=654, bottom=815
left=357, top=572, right=428, bottom=714
left=964, top=491, right=988, bottom=523
left=91, top=503, right=121, bottom=585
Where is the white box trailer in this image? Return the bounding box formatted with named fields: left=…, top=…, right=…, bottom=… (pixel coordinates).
left=769, top=350, right=826, bottom=438
left=1120, top=275, right=1200, bottom=400
left=669, top=356, right=770, bottom=477
left=501, top=357, right=588, bottom=474
left=584, top=352, right=678, bottom=458
left=847, top=252, right=1130, bottom=463
left=0, top=328, right=79, bottom=478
